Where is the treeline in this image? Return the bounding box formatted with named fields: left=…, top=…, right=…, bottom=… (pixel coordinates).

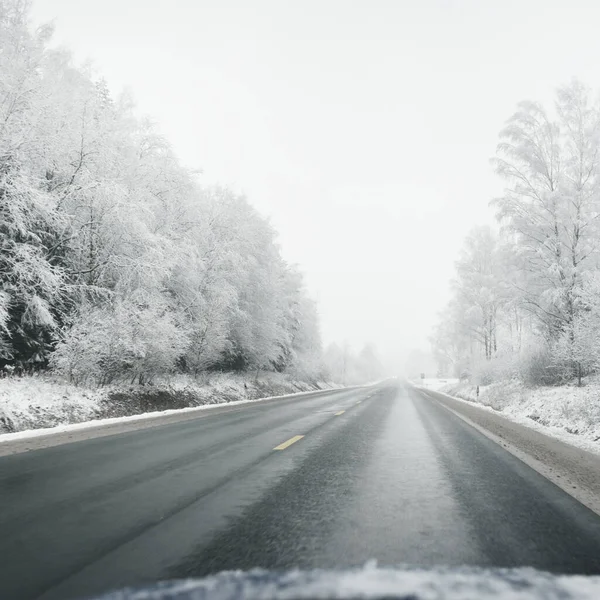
left=0, top=1, right=323, bottom=385
left=433, top=81, right=600, bottom=386
left=323, top=342, right=385, bottom=385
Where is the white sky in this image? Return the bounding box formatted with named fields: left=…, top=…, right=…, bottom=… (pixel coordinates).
left=29, top=0, right=600, bottom=369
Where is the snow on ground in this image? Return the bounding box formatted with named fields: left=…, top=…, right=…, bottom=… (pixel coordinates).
left=0, top=373, right=339, bottom=437
left=99, top=567, right=600, bottom=600
left=0, top=376, right=104, bottom=434
left=0, top=387, right=328, bottom=444
left=418, top=377, right=459, bottom=391
left=439, top=378, right=600, bottom=452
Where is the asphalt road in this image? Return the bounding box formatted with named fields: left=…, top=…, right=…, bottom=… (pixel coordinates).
left=2, top=382, right=600, bottom=600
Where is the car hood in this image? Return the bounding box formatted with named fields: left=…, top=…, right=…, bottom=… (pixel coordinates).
left=97, top=566, right=600, bottom=599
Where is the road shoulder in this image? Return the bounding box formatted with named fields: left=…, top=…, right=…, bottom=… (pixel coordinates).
left=0, top=388, right=352, bottom=458
left=415, top=386, right=600, bottom=517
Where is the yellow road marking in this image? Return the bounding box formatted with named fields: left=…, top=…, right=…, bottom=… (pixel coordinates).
left=335, top=410, right=345, bottom=416
left=273, top=435, right=304, bottom=450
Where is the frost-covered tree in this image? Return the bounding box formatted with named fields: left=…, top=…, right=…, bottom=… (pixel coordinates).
left=52, top=295, right=188, bottom=385
left=453, top=226, right=505, bottom=360
left=493, top=81, right=600, bottom=339
left=434, top=81, right=600, bottom=386
left=323, top=341, right=384, bottom=384
left=0, top=0, right=324, bottom=383
left=0, top=3, right=66, bottom=367
left=550, top=274, right=600, bottom=385
left=356, top=344, right=384, bottom=383
left=284, top=295, right=323, bottom=379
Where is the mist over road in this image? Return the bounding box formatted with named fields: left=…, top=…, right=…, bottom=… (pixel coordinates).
left=2, top=383, right=600, bottom=600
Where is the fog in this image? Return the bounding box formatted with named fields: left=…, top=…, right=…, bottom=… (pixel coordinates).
left=30, top=0, right=600, bottom=372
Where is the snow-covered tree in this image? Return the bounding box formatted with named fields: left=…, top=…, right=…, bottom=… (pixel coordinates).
left=434, top=81, right=600, bottom=386
left=323, top=341, right=384, bottom=384
left=0, top=0, right=324, bottom=383
left=493, top=81, right=600, bottom=339
left=453, top=226, right=506, bottom=360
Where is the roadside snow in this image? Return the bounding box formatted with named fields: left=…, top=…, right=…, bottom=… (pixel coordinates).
left=438, top=378, right=600, bottom=454
left=0, top=377, right=104, bottom=433
left=417, top=378, right=459, bottom=391
left=0, top=373, right=340, bottom=438
left=0, top=386, right=329, bottom=444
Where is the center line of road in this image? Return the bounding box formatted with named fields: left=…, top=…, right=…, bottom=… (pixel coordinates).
left=335, top=410, right=345, bottom=416
left=273, top=435, right=304, bottom=450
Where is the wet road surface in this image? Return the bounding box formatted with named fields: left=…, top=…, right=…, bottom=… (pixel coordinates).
left=2, top=382, right=600, bottom=600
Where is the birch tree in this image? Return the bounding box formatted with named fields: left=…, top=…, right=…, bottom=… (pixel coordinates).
left=493, top=81, right=600, bottom=338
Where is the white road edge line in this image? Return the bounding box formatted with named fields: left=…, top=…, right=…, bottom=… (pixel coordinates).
left=0, top=387, right=358, bottom=445
left=427, top=393, right=600, bottom=518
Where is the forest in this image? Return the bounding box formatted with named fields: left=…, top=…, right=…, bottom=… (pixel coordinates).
left=433, top=81, right=600, bottom=388
left=0, top=1, right=386, bottom=389
left=0, top=1, right=316, bottom=386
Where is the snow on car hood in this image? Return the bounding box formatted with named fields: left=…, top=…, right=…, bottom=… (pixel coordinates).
left=97, top=566, right=600, bottom=599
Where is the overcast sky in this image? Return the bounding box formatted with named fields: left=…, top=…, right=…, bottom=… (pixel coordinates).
left=29, top=0, right=600, bottom=370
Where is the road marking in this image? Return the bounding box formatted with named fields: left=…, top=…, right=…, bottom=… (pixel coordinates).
left=335, top=410, right=345, bottom=416
left=356, top=400, right=361, bottom=404
left=273, top=435, right=304, bottom=450
left=418, top=388, right=600, bottom=518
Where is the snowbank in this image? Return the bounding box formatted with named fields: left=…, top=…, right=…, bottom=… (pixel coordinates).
left=0, top=373, right=338, bottom=435
left=0, top=377, right=103, bottom=434
left=416, top=377, right=459, bottom=391
left=99, top=566, right=600, bottom=600
left=441, top=378, right=600, bottom=448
